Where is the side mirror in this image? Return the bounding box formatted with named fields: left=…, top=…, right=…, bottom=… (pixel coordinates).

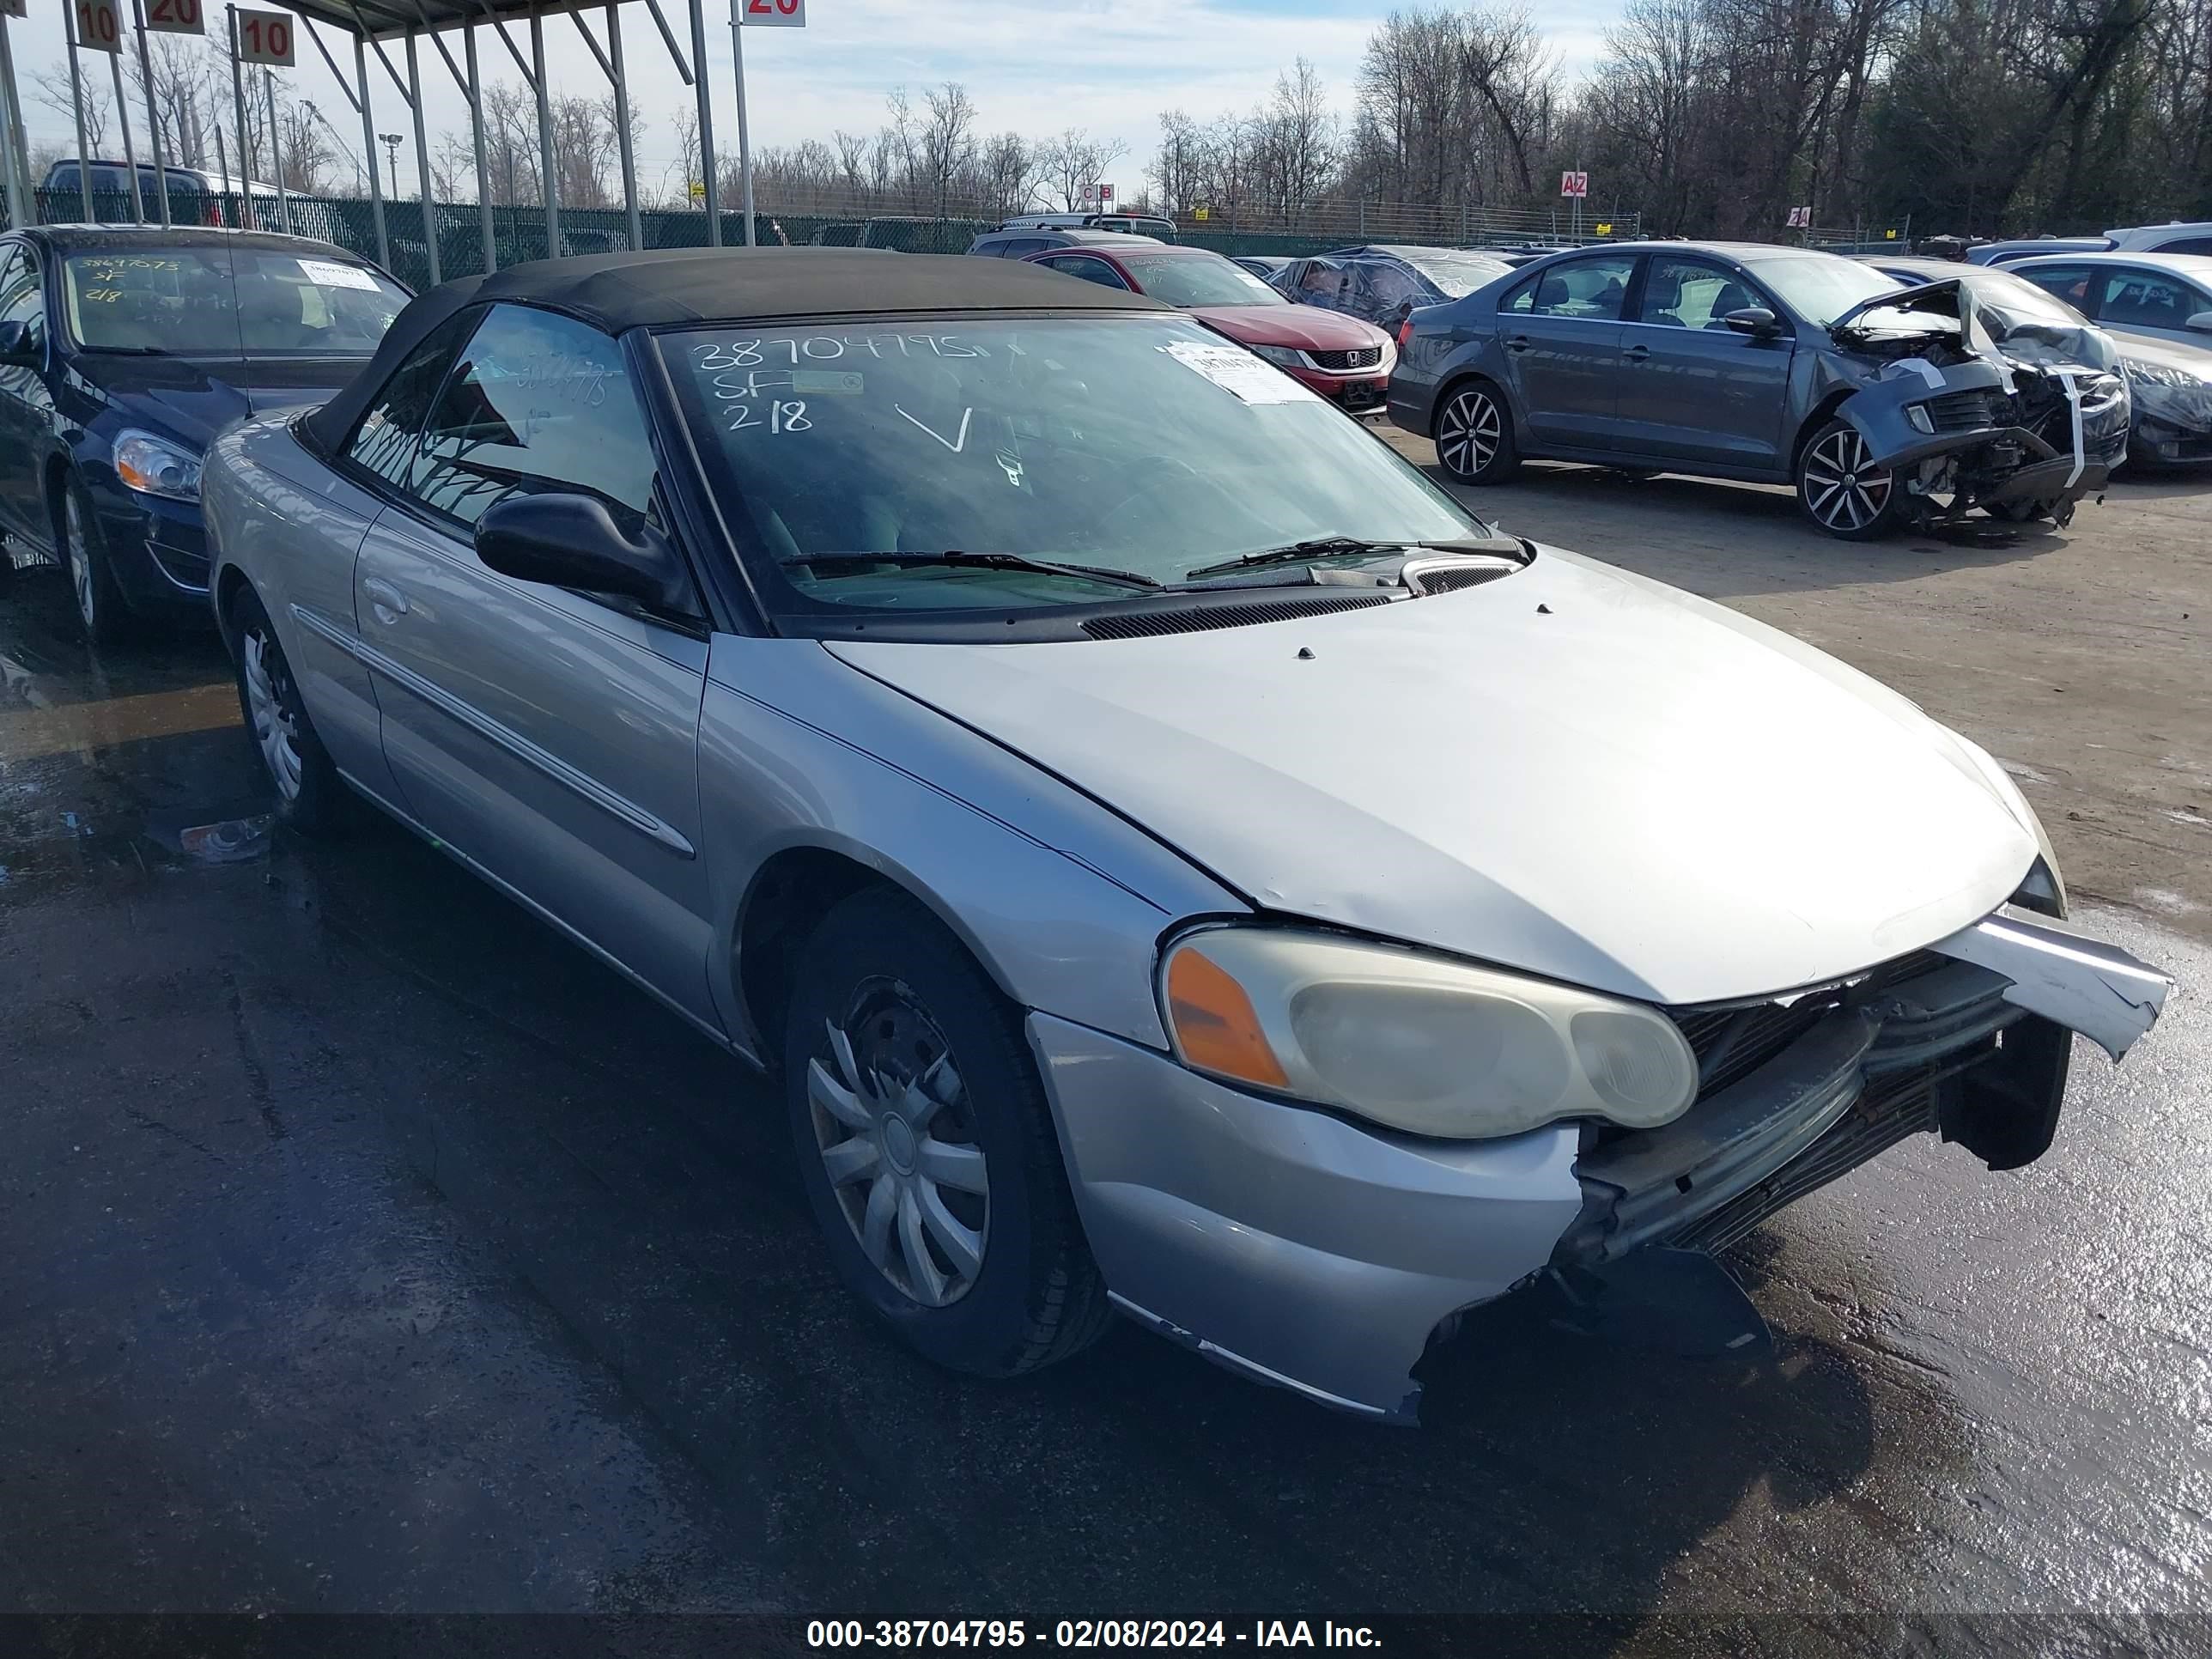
left=475, top=493, right=693, bottom=616
left=2187, top=310, right=2212, bottom=334
left=0, top=319, right=38, bottom=366
left=1723, top=306, right=1782, bottom=337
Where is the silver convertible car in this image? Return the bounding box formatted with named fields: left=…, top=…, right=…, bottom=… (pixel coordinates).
left=203, top=250, right=2171, bottom=1422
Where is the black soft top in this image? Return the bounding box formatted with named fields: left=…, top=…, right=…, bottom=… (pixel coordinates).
left=303, top=246, right=1164, bottom=455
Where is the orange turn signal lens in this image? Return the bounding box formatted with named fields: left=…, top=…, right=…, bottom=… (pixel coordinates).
left=1165, top=945, right=1289, bottom=1089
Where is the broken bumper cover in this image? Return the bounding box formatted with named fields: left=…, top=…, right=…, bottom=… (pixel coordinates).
left=1030, top=910, right=2170, bottom=1425
left=1026, top=1012, right=1583, bottom=1422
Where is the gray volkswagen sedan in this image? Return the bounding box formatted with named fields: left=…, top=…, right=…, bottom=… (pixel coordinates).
left=203, top=250, right=2169, bottom=1422
left=1389, top=240, right=2130, bottom=538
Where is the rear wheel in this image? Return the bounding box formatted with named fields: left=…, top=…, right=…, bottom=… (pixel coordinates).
left=1432, top=380, right=1520, bottom=484
left=784, top=888, right=1111, bottom=1379
left=1796, top=419, right=1905, bottom=540
left=228, top=586, right=349, bottom=834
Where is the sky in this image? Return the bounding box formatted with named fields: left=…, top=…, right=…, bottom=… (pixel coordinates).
left=5, top=0, right=1620, bottom=202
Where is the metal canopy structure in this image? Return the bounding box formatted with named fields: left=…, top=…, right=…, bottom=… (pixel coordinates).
left=0, top=0, right=744, bottom=289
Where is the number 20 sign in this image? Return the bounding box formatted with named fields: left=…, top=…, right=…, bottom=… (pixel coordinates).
left=145, top=0, right=207, bottom=35
left=734, top=0, right=805, bottom=25
left=234, top=9, right=295, bottom=64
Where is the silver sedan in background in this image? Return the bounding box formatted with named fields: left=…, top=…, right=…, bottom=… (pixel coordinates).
left=203, top=249, right=2169, bottom=1423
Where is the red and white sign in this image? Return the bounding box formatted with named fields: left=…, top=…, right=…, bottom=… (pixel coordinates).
left=144, top=0, right=206, bottom=34
left=1097, top=183, right=1114, bottom=204
left=75, top=0, right=124, bottom=52
left=1559, top=170, right=1589, bottom=199
left=1785, top=205, right=1812, bottom=228
left=735, top=0, right=805, bottom=24
left=234, top=8, right=294, bottom=63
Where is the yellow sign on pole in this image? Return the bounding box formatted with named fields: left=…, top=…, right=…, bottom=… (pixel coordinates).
left=1193, top=204, right=1210, bottom=222
left=1885, top=227, right=1898, bottom=240
left=1595, top=221, right=1613, bottom=236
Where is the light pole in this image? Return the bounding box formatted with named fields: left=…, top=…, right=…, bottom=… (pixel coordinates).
left=379, top=131, right=402, bottom=199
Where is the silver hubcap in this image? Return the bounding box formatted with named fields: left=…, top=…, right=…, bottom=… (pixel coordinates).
left=242, top=629, right=305, bottom=803
left=807, top=987, right=989, bottom=1309
left=1437, top=391, right=1501, bottom=477
left=64, top=495, right=95, bottom=632
left=1802, top=429, right=1892, bottom=531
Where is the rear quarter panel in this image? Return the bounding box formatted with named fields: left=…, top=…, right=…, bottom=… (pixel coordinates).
left=204, top=415, right=399, bottom=802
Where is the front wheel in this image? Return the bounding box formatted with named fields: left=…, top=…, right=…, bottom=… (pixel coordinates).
left=784, top=888, right=1111, bottom=1379
left=1432, top=380, right=1521, bottom=484
left=1796, top=419, right=1905, bottom=540
left=58, top=477, right=134, bottom=648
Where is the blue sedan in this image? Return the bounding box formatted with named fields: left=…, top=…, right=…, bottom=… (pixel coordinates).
left=0, top=224, right=406, bottom=645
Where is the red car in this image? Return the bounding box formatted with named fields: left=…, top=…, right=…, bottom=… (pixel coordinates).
left=1022, top=243, right=1396, bottom=410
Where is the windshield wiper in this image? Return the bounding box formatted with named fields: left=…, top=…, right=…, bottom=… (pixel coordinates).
left=1182, top=536, right=1415, bottom=580
left=785, top=550, right=1163, bottom=591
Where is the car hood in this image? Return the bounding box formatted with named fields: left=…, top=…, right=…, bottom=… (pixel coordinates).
left=825, top=547, right=2037, bottom=1006
left=1188, top=305, right=1391, bottom=352
left=2116, top=332, right=2212, bottom=378
left=70, top=355, right=362, bottom=450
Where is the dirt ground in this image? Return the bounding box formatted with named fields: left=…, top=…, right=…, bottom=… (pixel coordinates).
left=1381, top=432, right=2212, bottom=939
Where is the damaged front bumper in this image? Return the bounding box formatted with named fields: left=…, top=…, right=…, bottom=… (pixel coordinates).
left=1031, top=909, right=2170, bottom=1424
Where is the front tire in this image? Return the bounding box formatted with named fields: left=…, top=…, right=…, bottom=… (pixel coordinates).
left=228, top=586, right=349, bottom=834
left=1796, top=419, right=1905, bottom=540
left=57, top=476, right=133, bottom=648
left=1432, top=379, right=1521, bottom=484
left=783, top=887, right=1111, bottom=1379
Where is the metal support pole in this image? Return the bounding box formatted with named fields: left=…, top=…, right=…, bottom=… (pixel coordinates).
left=465, top=23, right=494, bottom=271
left=528, top=6, right=556, bottom=256
left=0, top=18, right=30, bottom=228
left=607, top=4, right=641, bottom=250
left=728, top=3, right=753, bottom=246
left=113, top=46, right=146, bottom=223
left=405, top=29, right=437, bottom=283
left=263, top=67, right=289, bottom=234
left=64, top=8, right=94, bottom=222
left=687, top=0, right=716, bottom=245
left=225, top=7, right=253, bottom=228
left=355, top=33, right=386, bottom=267
left=131, top=0, right=173, bottom=225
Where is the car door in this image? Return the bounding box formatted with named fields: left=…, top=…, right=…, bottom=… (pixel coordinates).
left=1494, top=252, right=1639, bottom=447
left=1612, top=253, right=1793, bottom=471
left=352, top=302, right=721, bottom=1025
left=2087, top=264, right=2212, bottom=349
left=0, top=241, right=52, bottom=542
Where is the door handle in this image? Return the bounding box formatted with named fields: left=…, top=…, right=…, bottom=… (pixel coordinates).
left=1622, top=343, right=1650, bottom=361
left=362, top=577, right=410, bottom=623
left=1504, top=334, right=1531, bottom=353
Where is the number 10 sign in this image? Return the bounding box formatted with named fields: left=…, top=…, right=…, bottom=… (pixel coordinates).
left=234, top=8, right=295, bottom=64
left=735, top=0, right=805, bottom=23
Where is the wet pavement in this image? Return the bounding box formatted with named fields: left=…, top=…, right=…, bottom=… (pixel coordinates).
left=3, top=542, right=2209, bottom=1654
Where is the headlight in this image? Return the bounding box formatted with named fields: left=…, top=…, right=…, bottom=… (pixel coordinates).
left=1247, top=343, right=1305, bottom=368
left=113, top=430, right=203, bottom=501
left=1159, top=927, right=1698, bottom=1139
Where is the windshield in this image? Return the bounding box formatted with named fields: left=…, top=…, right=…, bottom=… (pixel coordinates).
left=64, top=247, right=407, bottom=356
left=1964, top=270, right=2092, bottom=325
left=1746, top=254, right=1904, bottom=325
left=663, top=314, right=1485, bottom=612
left=1399, top=252, right=1511, bottom=297
left=1121, top=253, right=1285, bottom=308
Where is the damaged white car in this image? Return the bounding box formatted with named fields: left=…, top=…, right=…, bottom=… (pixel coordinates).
left=202, top=252, right=2172, bottom=1424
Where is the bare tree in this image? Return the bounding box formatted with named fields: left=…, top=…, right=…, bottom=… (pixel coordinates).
left=916, top=82, right=978, bottom=218
left=36, top=63, right=112, bottom=155
left=1038, top=126, right=1128, bottom=210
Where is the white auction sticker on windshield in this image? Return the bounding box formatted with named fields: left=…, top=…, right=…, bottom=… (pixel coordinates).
left=297, top=258, right=378, bottom=290
left=1159, top=340, right=1313, bottom=404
